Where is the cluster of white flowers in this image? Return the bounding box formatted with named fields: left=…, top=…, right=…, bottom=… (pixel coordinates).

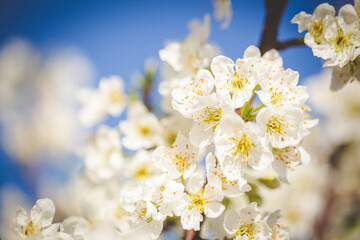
left=0, top=40, right=93, bottom=164
left=8, top=5, right=323, bottom=240
left=292, top=1, right=360, bottom=90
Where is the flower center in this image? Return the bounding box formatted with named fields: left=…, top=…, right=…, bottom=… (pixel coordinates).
left=270, top=91, right=284, bottom=106
left=310, top=20, right=324, bottom=44
left=236, top=222, right=257, bottom=239
left=228, top=71, right=248, bottom=95
left=109, top=91, right=123, bottom=104
left=331, top=28, right=353, bottom=53
left=22, top=221, right=41, bottom=236
left=137, top=125, right=151, bottom=136
left=202, top=106, right=222, bottom=130
left=230, top=133, right=255, bottom=160
left=188, top=188, right=209, bottom=213
left=266, top=116, right=286, bottom=136
left=171, top=152, right=191, bottom=174
left=134, top=164, right=150, bottom=179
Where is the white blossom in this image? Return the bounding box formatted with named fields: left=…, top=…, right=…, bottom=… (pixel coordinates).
left=256, top=69, right=309, bottom=108
left=223, top=203, right=271, bottom=239
left=152, top=132, right=199, bottom=179
left=79, top=76, right=126, bottom=127
left=206, top=153, right=251, bottom=198
left=82, top=125, right=124, bottom=182
left=214, top=113, right=272, bottom=171
left=119, top=101, right=162, bottom=150
left=13, top=198, right=60, bottom=239
left=256, top=106, right=308, bottom=148
left=178, top=172, right=224, bottom=231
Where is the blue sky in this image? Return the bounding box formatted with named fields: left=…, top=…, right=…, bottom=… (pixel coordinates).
left=0, top=0, right=354, bottom=206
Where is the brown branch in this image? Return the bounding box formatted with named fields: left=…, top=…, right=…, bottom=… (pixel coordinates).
left=183, top=229, right=201, bottom=240
left=259, top=0, right=288, bottom=54
left=259, top=0, right=306, bottom=54
left=275, top=37, right=305, bottom=51
left=312, top=143, right=350, bottom=240
left=182, top=213, right=205, bottom=240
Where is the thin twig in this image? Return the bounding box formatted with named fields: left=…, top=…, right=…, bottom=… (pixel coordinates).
left=275, top=37, right=305, bottom=51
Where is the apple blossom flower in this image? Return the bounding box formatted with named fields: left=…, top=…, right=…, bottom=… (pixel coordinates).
left=126, top=150, right=161, bottom=182
left=256, top=69, right=309, bottom=108
left=271, top=145, right=310, bottom=183
left=79, top=76, right=126, bottom=127
left=211, top=55, right=260, bottom=108
left=188, top=98, right=233, bottom=148
left=12, top=198, right=61, bottom=239
left=172, top=69, right=215, bottom=116
left=119, top=101, right=162, bottom=150
left=292, top=3, right=336, bottom=59
left=178, top=172, right=225, bottom=231
left=214, top=113, right=272, bottom=171
left=152, top=132, right=199, bottom=179
left=206, top=153, right=251, bottom=198
left=124, top=175, right=184, bottom=239
left=256, top=106, right=308, bottom=148
left=331, top=55, right=360, bottom=90
left=323, top=14, right=360, bottom=68
left=265, top=210, right=290, bottom=240
left=223, top=203, right=271, bottom=239
left=81, top=125, right=124, bottom=182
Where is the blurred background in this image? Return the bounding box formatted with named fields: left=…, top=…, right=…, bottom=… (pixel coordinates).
left=0, top=0, right=358, bottom=239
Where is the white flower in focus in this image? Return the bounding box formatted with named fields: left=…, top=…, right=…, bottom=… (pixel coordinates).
left=119, top=101, right=162, bottom=150
left=189, top=99, right=233, bottom=148
left=271, top=145, right=310, bottom=183
left=266, top=210, right=290, bottom=240
left=211, top=55, right=259, bottom=108
left=331, top=55, right=360, bottom=90
left=172, top=69, right=215, bottom=116
left=323, top=15, right=360, bottom=68
left=256, top=107, right=307, bottom=148
left=213, top=0, right=233, bottom=29
left=291, top=3, right=336, bottom=59
left=79, top=76, right=126, bottom=127
left=206, top=153, right=251, bottom=198
left=124, top=175, right=184, bottom=239
left=13, top=198, right=59, bottom=239
left=152, top=132, right=199, bottom=179
left=214, top=113, right=272, bottom=172
left=179, top=172, right=224, bottom=231
left=82, top=125, right=124, bottom=182
left=223, top=203, right=271, bottom=239
left=257, top=69, right=309, bottom=108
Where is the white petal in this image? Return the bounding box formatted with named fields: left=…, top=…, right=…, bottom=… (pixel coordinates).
left=30, top=198, right=55, bottom=227
left=204, top=202, right=225, bottom=218
left=223, top=209, right=240, bottom=234
left=339, top=4, right=358, bottom=24
left=243, top=45, right=261, bottom=59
